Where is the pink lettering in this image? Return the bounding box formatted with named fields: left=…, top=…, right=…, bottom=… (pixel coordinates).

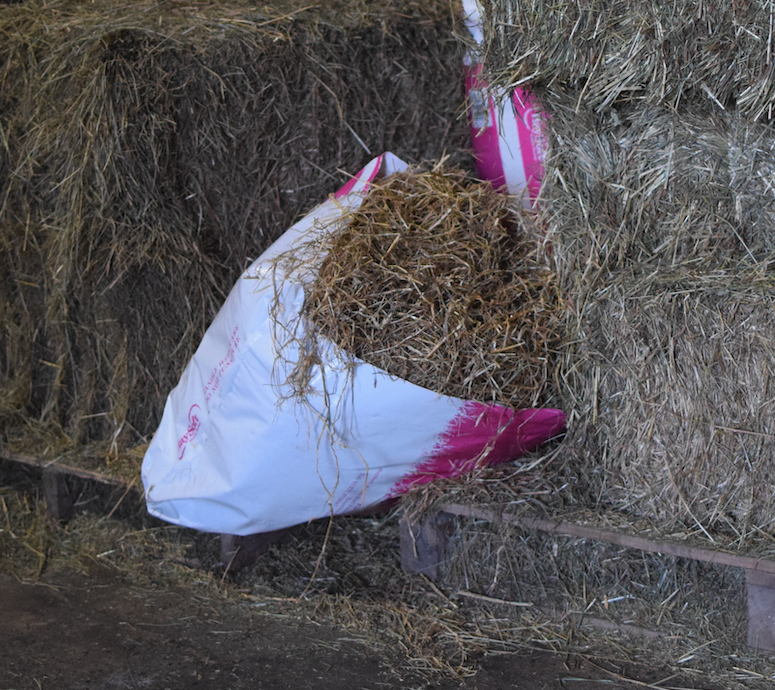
left=333, top=473, right=365, bottom=513
left=204, top=325, right=241, bottom=403
left=177, top=404, right=202, bottom=460
left=333, top=468, right=385, bottom=514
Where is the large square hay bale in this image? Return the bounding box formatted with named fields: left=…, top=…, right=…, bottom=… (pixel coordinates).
left=536, top=97, right=775, bottom=537
left=0, top=0, right=470, bottom=458
left=559, top=265, right=775, bottom=536
left=476, top=0, right=775, bottom=119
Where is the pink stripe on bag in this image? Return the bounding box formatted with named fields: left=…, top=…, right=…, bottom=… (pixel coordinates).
left=466, top=65, right=507, bottom=191
left=390, top=403, right=566, bottom=495
left=334, top=154, right=384, bottom=200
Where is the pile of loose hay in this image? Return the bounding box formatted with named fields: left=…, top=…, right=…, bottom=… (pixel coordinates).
left=302, top=165, right=563, bottom=408
left=0, top=0, right=470, bottom=464
left=476, top=0, right=775, bottom=119
left=5, top=469, right=775, bottom=689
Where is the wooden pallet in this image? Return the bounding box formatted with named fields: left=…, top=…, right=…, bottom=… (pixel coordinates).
left=398, top=503, right=775, bottom=653
left=6, top=449, right=772, bottom=651
left=0, top=451, right=143, bottom=524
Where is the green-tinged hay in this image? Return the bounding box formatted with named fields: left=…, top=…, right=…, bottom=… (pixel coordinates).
left=557, top=265, right=775, bottom=539
left=303, top=166, right=563, bottom=409
left=477, top=0, right=775, bottom=119
left=537, top=98, right=775, bottom=278
left=0, top=0, right=470, bottom=460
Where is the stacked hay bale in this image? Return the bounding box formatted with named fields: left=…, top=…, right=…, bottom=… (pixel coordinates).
left=0, top=0, right=469, bottom=464
left=470, top=1, right=775, bottom=542
left=480, top=0, right=775, bottom=120
left=545, top=103, right=775, bottom=535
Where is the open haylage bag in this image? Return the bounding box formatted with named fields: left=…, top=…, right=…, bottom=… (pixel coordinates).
left=141, top=153, right=566, bottom=535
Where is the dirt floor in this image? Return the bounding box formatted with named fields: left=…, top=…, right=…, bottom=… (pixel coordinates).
left=1, top=567, right=675, bottom=690
left=0, top=462, right=726, bottom=689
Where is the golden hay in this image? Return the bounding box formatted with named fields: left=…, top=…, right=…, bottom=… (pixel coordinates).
left=497, top=88, right=775, bottom=540
left=0, top=0, right=470, bottom=461
left=476, top=0, right=775, bottom=119
left=367, top=70, right=775, bottom=543
left=304, top=166, right=564, bottom=409
left=498, top=93, right=775, bottom=540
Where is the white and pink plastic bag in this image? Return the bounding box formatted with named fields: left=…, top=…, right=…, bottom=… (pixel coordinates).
left=463, top=0, right=547, bottom=206
left=141, top=153, right=565, bottom=536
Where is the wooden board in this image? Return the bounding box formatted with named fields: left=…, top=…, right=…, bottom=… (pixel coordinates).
left=399, top=503, right=775, bottom=652
left=1, top=451, right=144, bottom=524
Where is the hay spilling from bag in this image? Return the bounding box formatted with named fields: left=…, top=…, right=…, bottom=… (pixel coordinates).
left=0, top=0, right=470, bottom=463
left=476, top=0, right=775, bottom=119
left=303, top=166, right=564, bottom=409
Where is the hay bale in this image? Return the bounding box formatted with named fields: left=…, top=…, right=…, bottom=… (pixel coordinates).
left=302, top=166, right=563, bottom=409
left=537, top=98, right=775, bottom=277
left=476, top=0, right=775, bottom=119
left=0, top=0, right=470, bottom=456
left=557, top=264, right=775, bottom=538
left=521, top=93, right=775, bottom=537
left=447, top=3, right=775, bottom=540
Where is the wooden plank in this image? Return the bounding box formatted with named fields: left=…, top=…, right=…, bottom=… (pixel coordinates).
left=1, top=451, right=145, bottom=525
left=747, top=570, right=775, bottom=651
left=441, top=504, right=775, bottom=575
left=1, top=451, right=127, bottom=487
left=398, top=511, right=454, bottom=581
left=42, top=468, right=75, bottom=523
left=441, top=503, right=775, bottom=653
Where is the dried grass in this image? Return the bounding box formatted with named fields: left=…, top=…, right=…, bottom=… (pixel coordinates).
left=0, top=0, right=470, bottom=465
left=439, top=513, right=775, bottom=690
left=521, top=95, right=775, bottom=542
left=449, top=4, right=775, bottom=543
left=303, top=165, right=564, bottom=408
left=4, top=3, right=775, bottom=685
left=537, top=99, right=775, bottom=276
left=476, top=0, right=775, bottom=119
left=3, top=476, right=774, bottom=689
left=555, top=264, right=775, bottom=542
